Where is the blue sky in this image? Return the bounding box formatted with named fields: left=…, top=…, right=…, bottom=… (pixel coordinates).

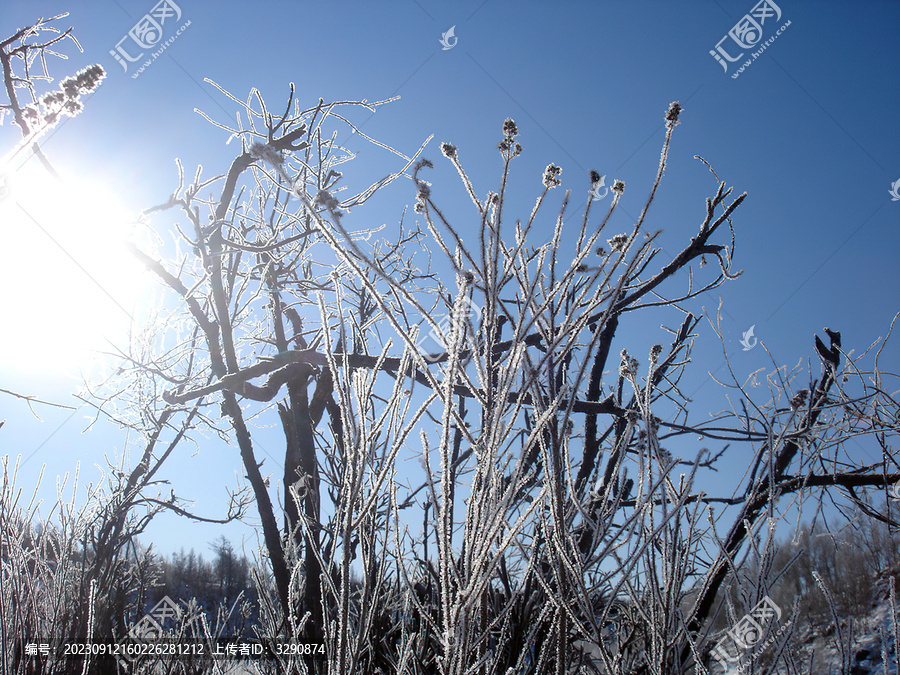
left=0, top=0, right=897, bottom=559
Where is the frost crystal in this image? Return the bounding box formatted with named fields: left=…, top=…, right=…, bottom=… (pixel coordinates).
left=250, top=142, right=284, bottom=166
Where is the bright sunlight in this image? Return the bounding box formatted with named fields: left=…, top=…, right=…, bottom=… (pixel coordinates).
left=0, top=163, right=150, bottom=379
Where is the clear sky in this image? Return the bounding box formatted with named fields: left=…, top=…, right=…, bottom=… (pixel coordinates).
left=0, top=0, right=898, bottom=559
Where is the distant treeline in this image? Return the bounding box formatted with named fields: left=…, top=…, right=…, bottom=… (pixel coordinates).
left=136, top=536, right=265, bottom=638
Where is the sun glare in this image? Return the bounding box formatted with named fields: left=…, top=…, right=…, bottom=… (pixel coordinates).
left=0, top=165, right=151, bottom=379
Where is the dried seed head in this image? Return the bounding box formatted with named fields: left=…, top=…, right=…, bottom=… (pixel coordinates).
left=542, top=163, right=562, bottom=188
left=314, top=189, right=340, bottom=211
left=666, top=101, right=683, bottom=127
left=60, top=65, right=105, bottom=99
left=590, top=169, right=601, bottom=184
left=250, top=142, right=285, bottom=166
left=790, top=389, right=809, bottom=410
left=612, top=179, right=625, bottom=194
left=72, top=64, right=105, bottom=93
left=502, top=117, right=519, bottom=138
left=619, top=349, right=639, bottom=378
left=441, top=142, right=457, bottom=158
left=42, top=91, right=65, bottom=106
left=415, top=180, right=431, bottom=213
left=608, top=233, right=628, bottom=252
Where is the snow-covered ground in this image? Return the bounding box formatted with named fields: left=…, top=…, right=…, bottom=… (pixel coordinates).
left=776, top=597, right=899, bottom=675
